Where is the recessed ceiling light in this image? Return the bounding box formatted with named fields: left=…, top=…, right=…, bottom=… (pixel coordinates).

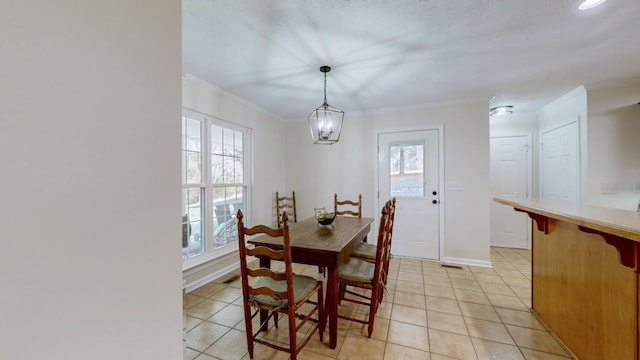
left=489, top=105, right=514, bottom=117
left=578, top=0, right=607, bottom=10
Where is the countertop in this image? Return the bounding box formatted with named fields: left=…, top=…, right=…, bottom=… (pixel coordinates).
left=493, top=197, right=640, bottom=241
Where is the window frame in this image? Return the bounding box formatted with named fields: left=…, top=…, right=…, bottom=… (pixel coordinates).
left=182, top=108, right=252, bottom=270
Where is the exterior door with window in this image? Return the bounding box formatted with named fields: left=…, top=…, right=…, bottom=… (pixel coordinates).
left=378, top=130, right=440, bottom=260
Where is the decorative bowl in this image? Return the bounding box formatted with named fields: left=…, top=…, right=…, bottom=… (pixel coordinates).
left=316, top=212, right=336, bottom=225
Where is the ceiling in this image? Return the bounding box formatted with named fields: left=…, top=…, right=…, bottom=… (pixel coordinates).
left=183, top=0, right=640, bottom=121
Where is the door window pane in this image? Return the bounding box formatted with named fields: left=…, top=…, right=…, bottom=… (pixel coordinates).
left=390, top=144, right=424, bottom=197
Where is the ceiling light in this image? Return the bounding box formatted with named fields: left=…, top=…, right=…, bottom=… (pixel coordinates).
left=578, top=0, right=606, bottom=10
left=489, top=105, right=514, bottom=116
left=308, top=66, right=344, bottom=145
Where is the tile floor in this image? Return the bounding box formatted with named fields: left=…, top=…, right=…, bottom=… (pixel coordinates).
left=183, top=247, right=574, bottom=360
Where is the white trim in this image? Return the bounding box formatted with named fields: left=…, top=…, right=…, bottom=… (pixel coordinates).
left=184, top=262, right=239, bottom=293
left=442, top=256, right=492, bottom=269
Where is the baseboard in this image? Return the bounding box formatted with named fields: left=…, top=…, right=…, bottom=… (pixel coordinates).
left=441, top=256, right=492, bottom=269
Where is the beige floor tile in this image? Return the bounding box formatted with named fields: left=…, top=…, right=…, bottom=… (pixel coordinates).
left=348, top=316, right=390, bottom=341
left=185, top=315, right=204, bottom=331
left=459, top=301, right=501, bottom=322
left=425, top=284, right=456, bottom=300
left=208, top=303, right=245, bottom=328
left=238, top=343, right=290, bottom=360
left=211, top=287, right=243, bottom=303
left=387, top=320, right=429, bottom=351
left=384, top=342, right=431, bottom=360
left=396, top=279, right=426, bottom=295
left=486, top=293, right=528, bottom=311
left=447, top=269, right=476, bottom=280
left=298, top=348, right=337, bottom=360
left=427, top=310, right=468, bottom=335
left=399, top=263, right=423, bottom=274
left=423, top=267, right=449, bottom=277
left=185, top=321, right=230, bottom=351
left=183, top=347, right=200, bottom=360
left=398, top=271, right=424, bottom=283
left=430, top=354, right=459, bottom=360
left=480, top=282, right=516, bottom=295
left=391, top=304, right=428, bottom=327
left=506, top=325, right=569, bottom=356
left=186, top=298, right=229, bottom=320
left=426, top=296, right=462, bottom=315
left=394, top=291, right=426, bottom=309
left=494, top=308, right=545, bottom=330
left=454, top=288, right=491, bottom=305
left=474, top=274, right=506, bottom=285
left=184, top=293, right=207, bottom=309
left=509, top=285, right=531, bottom=299
left=520, top=348, right=573, bottom=359
left=424, top=275, right=453, bottom=287
left=465, top=318, right=514, bottom=345
left=191, top=282, right=228, bottom=298
left=204, top=328, right=248, bottom=360
left=450, top=278, right=483, bottom=291
left=429, top=328, right=477, bottom=360
left=338, top=333, right=386, bottom=360
left=471, top=338, right=524, bottom=360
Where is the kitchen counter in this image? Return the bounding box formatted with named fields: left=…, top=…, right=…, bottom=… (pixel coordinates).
left=494, top=197, right=640, bottom=360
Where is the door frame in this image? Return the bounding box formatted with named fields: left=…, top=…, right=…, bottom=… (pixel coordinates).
left=489, top=133, right=533, bottom=249
left=374, top=125, right=445, bottom=261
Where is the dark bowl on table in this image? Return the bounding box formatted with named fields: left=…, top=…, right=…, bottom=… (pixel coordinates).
left=316, top=212, right=336, bottom=225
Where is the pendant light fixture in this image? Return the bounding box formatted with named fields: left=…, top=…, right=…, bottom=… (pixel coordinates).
left=308, top=66, right=344, bottom=144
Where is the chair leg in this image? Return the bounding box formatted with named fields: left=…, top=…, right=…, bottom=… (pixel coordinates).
left=288, top=307, right=298, bottom=360
left=317, top=284, right=325, bottom=342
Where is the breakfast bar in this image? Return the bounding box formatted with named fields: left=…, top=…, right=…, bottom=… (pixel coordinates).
left=493, top=197, right=640, bottom=360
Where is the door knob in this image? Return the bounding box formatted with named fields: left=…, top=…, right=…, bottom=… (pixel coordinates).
left=432, top=199, right=438, bottom=204
left=432, top=191, right=437, bottom=195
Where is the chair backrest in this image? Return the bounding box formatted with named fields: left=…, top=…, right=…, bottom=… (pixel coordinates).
left=276, top=191, right=297, bottom=228
left=237, top=210, right=294, bottom=307
left=334, top=193, right=362, bottom=217
left=373, top=201, right=391, bottom=287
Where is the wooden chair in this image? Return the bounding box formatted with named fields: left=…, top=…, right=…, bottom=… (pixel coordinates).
left=275, top=191, right=297, bottom=228
left=334, top=193, right=362, bottom=217
left=236, top=210, right=325, bottom=360
left=350, top=198, right=395, bottom=266
left=336, top=201, right=390, bottom=337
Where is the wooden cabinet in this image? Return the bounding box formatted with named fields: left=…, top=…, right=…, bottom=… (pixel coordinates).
left=494, top=198, right=640, bottom=360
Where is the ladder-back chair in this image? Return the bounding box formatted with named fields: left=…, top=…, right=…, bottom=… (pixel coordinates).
left=334, top=193, right=362, bottom=217
left=336, top=201, right=390, bottom=337
left=236, top=210, right=324, bottom=360
left=275, top=191, right=297, bottom=228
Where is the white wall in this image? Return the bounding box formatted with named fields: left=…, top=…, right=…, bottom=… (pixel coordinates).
left=182, top=76, right=289, bottom=289
left=537, top=86, right=589, bottom=201
left=286, top=102, right=492, bottom=266
left=586, top=83, right=640, bottom=210
left=0, top=2, right=182, bottom=359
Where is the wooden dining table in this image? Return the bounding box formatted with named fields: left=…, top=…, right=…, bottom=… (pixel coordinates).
left=248, top=215, right=373, bottom=349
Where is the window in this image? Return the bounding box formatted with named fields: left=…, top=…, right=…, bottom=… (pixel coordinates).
left=389, top=143, right=424, bottom=197
left=182, top=110, right=251, bottom=261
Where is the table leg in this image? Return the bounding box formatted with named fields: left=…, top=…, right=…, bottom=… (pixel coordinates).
left=259, top=257, right=270, bottom=332
left=326, top=266, right=338, bottom=349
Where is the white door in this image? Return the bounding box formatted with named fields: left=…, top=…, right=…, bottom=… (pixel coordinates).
left=490, top=136, right=530, bottom=249
left=541, top=122, right=579, bottom=202
left=378, top=130, right=440, bottom=260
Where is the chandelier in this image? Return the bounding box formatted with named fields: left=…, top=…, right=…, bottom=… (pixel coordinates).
left=308, top=66, right=344, bottom=144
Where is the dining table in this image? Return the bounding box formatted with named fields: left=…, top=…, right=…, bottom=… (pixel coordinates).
left=248, top=215, right=373, bottom=349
